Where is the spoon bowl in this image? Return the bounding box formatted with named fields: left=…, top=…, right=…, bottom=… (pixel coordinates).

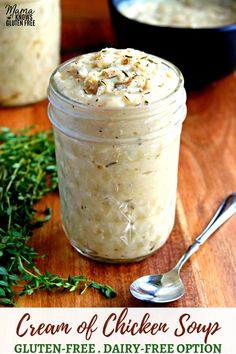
left=130, top=193, right=236, bottom=303
left=130, top=270, right=184, bottom=303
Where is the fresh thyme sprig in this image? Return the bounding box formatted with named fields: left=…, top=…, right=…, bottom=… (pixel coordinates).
left=0, top=127, right=116, bottom=306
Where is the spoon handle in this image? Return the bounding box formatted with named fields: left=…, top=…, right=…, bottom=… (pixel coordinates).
left=175, top=193, right=236, bottom=272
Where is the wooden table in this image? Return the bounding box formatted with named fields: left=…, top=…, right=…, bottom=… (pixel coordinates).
left=0, top=0, right=236, bottom=308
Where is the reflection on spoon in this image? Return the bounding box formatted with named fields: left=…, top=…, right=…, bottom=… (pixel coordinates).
left=130, top=193, right=236, bottom=303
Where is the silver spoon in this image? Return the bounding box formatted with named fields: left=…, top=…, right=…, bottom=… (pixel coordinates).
left=130, top=193, right=236, bottom=303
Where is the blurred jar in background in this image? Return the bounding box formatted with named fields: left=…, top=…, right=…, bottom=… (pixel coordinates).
left=0, top=0, right=61, bottom=106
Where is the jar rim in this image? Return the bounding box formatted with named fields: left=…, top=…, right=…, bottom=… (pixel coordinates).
left=48, top=52, right=184, bottom=113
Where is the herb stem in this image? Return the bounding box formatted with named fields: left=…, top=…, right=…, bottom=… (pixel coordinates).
left=0, top=128, right=116, bottom=306
left=5, top=158, right=24, bottom=194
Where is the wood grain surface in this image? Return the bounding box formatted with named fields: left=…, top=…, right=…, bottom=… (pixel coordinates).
left=61, top=0, right=115, bottom=57
left=0, top=0, right=236, bottom=308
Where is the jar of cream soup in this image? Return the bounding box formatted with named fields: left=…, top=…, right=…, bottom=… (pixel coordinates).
left=0, top=0, right=61, bottom=106
left=48, top=48, right=187, bottom=263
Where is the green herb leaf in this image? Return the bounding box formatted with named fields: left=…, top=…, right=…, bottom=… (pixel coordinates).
left=0, top=267, right=8, bottom=275
left=0, top=127, right=116, bottom=306
left=0, top=298, right=13, bottom=305
left=0, top=288, right=6, bottom=297
left=0, top=280, right=8, bottom=287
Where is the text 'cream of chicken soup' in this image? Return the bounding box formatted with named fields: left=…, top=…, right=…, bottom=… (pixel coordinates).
left=48, top=48, right=187, bottom=263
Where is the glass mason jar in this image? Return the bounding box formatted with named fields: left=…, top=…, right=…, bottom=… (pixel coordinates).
left=0, top=0, right=61, bottom=106
left=48, top=56, right=187, bottom=263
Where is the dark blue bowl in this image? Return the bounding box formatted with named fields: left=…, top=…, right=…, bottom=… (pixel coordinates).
left=109, top=0, right=236, bottom=90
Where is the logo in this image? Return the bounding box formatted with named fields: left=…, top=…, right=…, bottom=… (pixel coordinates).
left=5, top=4, right=35, bottom=26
